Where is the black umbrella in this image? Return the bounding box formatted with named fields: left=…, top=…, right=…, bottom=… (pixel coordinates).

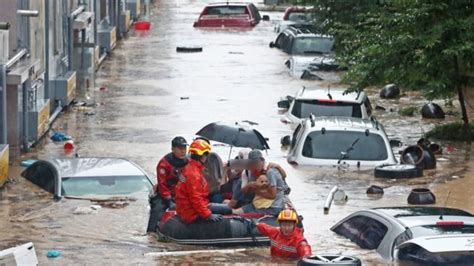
left=196, top=122, right=270, bottom=150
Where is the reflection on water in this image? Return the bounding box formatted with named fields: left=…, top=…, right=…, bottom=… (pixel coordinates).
left=1, top=0, right=473, bottom=264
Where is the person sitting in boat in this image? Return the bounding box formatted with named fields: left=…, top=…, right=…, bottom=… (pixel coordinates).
left=147, top=136, right=188, bottom=232
left=228, top=149, right=289, bottom=209
left=257, top=209, right=312, bottom=259
left=175, top=139, right=230, bottom=223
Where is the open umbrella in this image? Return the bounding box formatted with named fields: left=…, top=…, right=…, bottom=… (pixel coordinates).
left=196, top=122, right=270, bottom=150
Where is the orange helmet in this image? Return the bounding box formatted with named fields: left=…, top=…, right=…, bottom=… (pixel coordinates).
left=189, top=139, right=211, bottom=156
left=277, top=209, right=298, bottom=223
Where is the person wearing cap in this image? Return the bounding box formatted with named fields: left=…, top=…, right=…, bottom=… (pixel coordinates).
left=147, top=136, right=189, bottom=232
left=175, top=139, right=228, bottom=224
left=257, top=209, right=312, bottom=259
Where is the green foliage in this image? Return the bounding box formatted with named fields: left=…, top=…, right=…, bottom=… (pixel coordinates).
left=398, top=106, right=417, bottom=116
left=425, top=122, right=474, bottom=141
left=307, top=0, right=474, bottom=104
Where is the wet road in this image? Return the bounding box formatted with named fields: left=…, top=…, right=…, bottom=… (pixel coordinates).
left=1, top=0, right=474, bottom=264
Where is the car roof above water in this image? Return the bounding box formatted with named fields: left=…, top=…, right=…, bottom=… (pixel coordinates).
left=48, top=157, right=146, bottom=178
left=207, top=2, right=251, bottom=7
left=372, top=207, right=474, bottom=227
left=302, top=116, right=380, bottom=132
left=295, top=87, right=366, bottom=103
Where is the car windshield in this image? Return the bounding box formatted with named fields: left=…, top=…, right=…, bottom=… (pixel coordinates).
left=288, top=12, right=318, bottom=22
left=409, top=224, right=474, bottom=238
left=292, top=37, right=334, bottom=54
left=302, top=130, right=388, bottom=161
left=206, top=6, right=247, bottom=16
left=61, top=175, right=152, bottom=196
left=291, top=100, right=362, bottom=118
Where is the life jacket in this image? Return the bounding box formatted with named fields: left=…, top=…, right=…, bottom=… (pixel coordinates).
left=256, top=223, right=312, bottom=259
left=156, top=153, right=188, bottom=199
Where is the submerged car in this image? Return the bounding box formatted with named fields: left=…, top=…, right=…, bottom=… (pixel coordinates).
left=278, top=87, right=373, bottom=125
left=331, top=207, right=474, bottom=264
left=193, top=2, right=266, bottom=28
left=275, top=7, right=318, bottom=33
left=270, top=26, right=334, bottom=56
left=286, top=116, right=396, bottom=167
left=21, top=157, right=153, bottom=198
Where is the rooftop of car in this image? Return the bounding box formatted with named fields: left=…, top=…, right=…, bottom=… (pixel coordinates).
left=283, top=26, right=332, bottom=38
left=46, top=157, right=147, bottom=178
left=295, top=87, right=366, bottom=103
left=373, top=207, right=474, bottom=227
left=207, top=2, right=251, bottom=7
left=302, top=116, right=380, bottom=131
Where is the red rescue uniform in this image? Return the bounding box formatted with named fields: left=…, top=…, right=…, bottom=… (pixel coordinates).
left=156, top=153, right=187, bottom=199
left=175, top=159, right=212, bottom=223
left=257, top=223, right=312, bottom=259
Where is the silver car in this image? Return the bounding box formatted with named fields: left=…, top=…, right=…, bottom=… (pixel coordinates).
left=286, top=116, right=396, bottom=167
left=331, top=207, right=474, bottom=264
left=278, top=87, right=373, bottom=125
left=21, top=157, right=154, bottom=199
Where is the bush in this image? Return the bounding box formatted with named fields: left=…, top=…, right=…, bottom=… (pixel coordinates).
left=425, top=123, right=474, bottom=141
left=398, top=106, right=417, bottom=116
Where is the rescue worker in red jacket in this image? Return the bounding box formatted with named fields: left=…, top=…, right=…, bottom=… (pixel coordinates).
left=257, top=209, right=312, bottom=259
left=175, top=139, right=224, bottom=223
left=156, top=136, right=188, bottom=208
left=147, top=136, right=188, bottom=232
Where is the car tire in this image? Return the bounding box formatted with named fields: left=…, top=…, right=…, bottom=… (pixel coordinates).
left=374, top=164, right=423, bottom=179
left=176, top=46, right=203, bottom=53
left=298, top=255, right=361, bottom=266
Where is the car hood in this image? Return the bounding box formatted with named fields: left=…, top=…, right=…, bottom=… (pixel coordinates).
left=289, top=55, right=337, bottom=73
left=396, top=234, right=474, bottom=253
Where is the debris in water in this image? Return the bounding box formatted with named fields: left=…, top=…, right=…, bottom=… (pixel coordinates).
left=180, top=97, right=190, bottom=100
left=46, top=250, right=61, bottom=258
left=73, top=205, right=102, bottom=215
left=51, top=132, right=72, bottom=142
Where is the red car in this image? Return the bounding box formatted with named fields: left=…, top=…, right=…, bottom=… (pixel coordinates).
left=193, top=2, right=266, bottom=28
left=283, top=6, right=315, bottom=21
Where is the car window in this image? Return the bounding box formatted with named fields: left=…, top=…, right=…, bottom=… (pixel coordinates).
left=333, top=215, right=388, bottom=250
left=249, top=4, right=261, bottom=20
left=275, top=33, right=286, bottom=48
left=291, top=124, right=302, bottom=149
left=288, top=12, right=319, bottom=22
left=302, top=130, right=389, bottom=161
left=291, top=37, right=334, bottom=54
left=409, top=224, right=474, bottom=238
left=364, top=97, right=373, bottom=116
left=284, top=36, right=294, bottom=53
left=21, top=162, right=57, bottom=194
left=206, top=6, right=248, bottom=16
left=291, top=100, right=362, bottom=118
left=61, top=175, right=153, bottom=196
left=398, top=245, right=474, bottom=264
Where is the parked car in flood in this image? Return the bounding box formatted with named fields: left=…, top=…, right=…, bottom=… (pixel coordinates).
left=286, top=116, right=396, bottom=167
left=274, top=6, right=318, bottom=33
left=278, top=87, right=373, bottom=125
left=331, top=207, right=474, bottom=264
left=193, top=2, right=267, bottom=28
left=21, top=158, right=153, bottom=198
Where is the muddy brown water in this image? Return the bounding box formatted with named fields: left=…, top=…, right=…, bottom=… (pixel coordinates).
left=1, top=0, right=473, bottom=264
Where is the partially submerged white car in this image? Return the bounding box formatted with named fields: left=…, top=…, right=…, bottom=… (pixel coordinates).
left=331, top=207, right=474, bottom=264
left=286, top=116, right=396, bottom=167
left=278, top=87, right=374, bottom=125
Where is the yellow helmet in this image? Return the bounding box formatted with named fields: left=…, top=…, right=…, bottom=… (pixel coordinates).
left=189, top=139, right=211, bottom=156
left=277, top=209, right=298, bottom=223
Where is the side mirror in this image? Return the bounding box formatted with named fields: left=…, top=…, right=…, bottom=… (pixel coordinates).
left=262, top=15, right=270, bottom=21
left=389, top=139, right=402, bottom=147
left=269, top=42, right=275, bottom=48
left=277, top=99, right=290, bottom=109
left=281, top=135, right=291, bottom=146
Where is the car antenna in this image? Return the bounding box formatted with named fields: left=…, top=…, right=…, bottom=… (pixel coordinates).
left=439, top=191, right=451, bottom=220
left=356, top=89, right=362, bottom=100
left=300, top=86, right=306, bottom=96
left=327, top=85, right=332, bottom=100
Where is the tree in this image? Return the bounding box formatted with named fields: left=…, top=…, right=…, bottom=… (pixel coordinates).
left=307, top=0, right=474, bottom=129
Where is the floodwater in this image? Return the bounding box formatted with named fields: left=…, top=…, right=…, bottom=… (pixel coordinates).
left=1, top=0, right=474, bottom=264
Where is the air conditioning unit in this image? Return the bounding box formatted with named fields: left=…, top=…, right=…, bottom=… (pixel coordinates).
left=26, top=98, right=50, bottom=142
left=52, top=71, right=76, bottom=107
left=119, top=10, right=131, bottom=34
left=98, top=26, right=117, bottom=52
left=0, top=144, right=8, bottom=188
